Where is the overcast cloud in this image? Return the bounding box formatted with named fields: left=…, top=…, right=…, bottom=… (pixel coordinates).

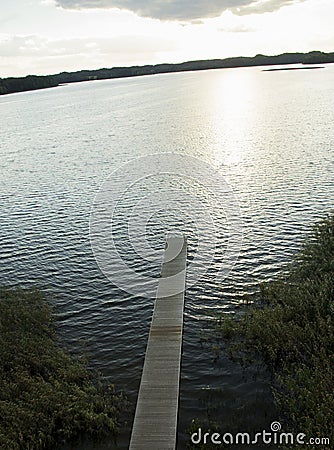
left=0, top=34, right=177, bottom=76
left=55, top=0, right=306, bottom=20
left=0, top=34, right=174, bottom=58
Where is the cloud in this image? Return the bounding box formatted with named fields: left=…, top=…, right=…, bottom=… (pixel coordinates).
left=0, top=36, right=48, bottom=57
left=0, top=34, right=174, bottom=59
left=55, top=0, right=306, bottom=21
left=232, top=0, right=306, bottom=15
left=0, top=34, right=176, bottom=77
left=220, top=25, right=255, bottom=32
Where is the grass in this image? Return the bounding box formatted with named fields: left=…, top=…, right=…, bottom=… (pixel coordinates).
left=0, top=288, right=125, bottom=450
left=216, top=213, right=334, bottom=449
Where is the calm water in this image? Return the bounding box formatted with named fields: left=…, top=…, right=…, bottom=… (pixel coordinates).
left=1, top=64, right=333, bottom=449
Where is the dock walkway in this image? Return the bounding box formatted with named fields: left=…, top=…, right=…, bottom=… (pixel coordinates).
left=129, top=235, right=187, bottom=450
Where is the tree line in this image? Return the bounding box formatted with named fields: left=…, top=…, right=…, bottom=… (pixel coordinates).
left=1, top=51, right=333, bottom=96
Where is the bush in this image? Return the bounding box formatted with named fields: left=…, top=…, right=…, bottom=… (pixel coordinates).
left=0, top=288, right=124, bottom=450
left=218, top=213, right=334, bottom=449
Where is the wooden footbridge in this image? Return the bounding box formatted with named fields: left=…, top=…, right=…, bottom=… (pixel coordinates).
left=129, top=234, right=187, bottom=450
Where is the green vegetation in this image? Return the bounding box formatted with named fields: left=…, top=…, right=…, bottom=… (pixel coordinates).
left=0, top=75, right=58, bottom=95
left=0, top=288, right=125, bottom=450
left=217, top=213, right=334, bottom=448
left=1, top=50, right=334, bottom=96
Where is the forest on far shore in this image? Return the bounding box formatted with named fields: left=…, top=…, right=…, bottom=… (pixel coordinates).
left=1, top=50, right=334, bottom=96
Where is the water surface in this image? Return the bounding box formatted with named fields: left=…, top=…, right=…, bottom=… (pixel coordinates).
left=1, top=63, right=333, bottom=449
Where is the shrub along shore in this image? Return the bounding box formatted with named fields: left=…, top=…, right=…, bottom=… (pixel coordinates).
left=0, top=288, right=125, bottom=450
left=218, top=213, right=334, bottom=449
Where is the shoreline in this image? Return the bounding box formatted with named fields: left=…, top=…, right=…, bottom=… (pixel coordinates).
left=0, top=50, right=333, bottom=97
left=263, top=65, right=324, bottom=71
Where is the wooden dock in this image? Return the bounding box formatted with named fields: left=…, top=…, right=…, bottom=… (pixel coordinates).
left=129, top=235, right=187, bottom=450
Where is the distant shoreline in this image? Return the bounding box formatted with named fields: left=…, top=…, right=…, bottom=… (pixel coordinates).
left=0, top=50, right=333, bottom=96
left=263, top=66, right=324, bottom=71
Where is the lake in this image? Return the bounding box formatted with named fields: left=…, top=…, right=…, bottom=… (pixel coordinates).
left=0, top=63, right=333, bottom=449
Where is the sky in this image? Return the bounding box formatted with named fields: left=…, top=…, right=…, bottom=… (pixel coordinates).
left=0, top=0, right=333, bottom=78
